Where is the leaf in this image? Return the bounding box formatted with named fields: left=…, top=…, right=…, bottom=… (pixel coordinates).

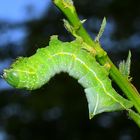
left=95, top=17, right=106, bottom=42
left=119, top=51, right=132, bottom=81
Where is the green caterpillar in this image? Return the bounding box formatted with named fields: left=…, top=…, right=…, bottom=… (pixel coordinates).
left=3, top=36, right=132, bottom=118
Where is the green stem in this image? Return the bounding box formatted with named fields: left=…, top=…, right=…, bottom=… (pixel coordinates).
left=105, top=58, right=140, bottom=113
left=53, top=0, right=95, bottom=46
left=53, top=0, right=140, bottom=125
left=129, top=110, right=140, bottom=127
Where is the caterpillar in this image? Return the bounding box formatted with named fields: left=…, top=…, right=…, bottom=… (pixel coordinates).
left=3, top=35, right=132, bottom=118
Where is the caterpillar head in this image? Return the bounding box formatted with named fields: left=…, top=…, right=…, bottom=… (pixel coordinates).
left=3, top=69, right=20, bottom=88
left=3, top=57, right=27, bottom=89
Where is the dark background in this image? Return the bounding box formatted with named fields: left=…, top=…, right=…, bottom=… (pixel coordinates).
left=0, top=0, right=140, bottom=140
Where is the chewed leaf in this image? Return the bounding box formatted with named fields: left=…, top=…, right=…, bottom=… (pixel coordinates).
left=3, top=36, right=133, bottom=119
left=119, top=51, right=132, bottom=81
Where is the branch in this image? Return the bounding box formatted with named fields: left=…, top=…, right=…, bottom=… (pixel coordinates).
left=53, top=0, right=140, bottom=126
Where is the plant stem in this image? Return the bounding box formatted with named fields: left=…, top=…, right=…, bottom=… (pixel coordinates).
left=105, top=58, right=140, bottom=113
left=129, top=110, right=140, bottom=127
left=53, top=0, right=95, bottom=46
left=53, top=0, right=140, bottom=125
